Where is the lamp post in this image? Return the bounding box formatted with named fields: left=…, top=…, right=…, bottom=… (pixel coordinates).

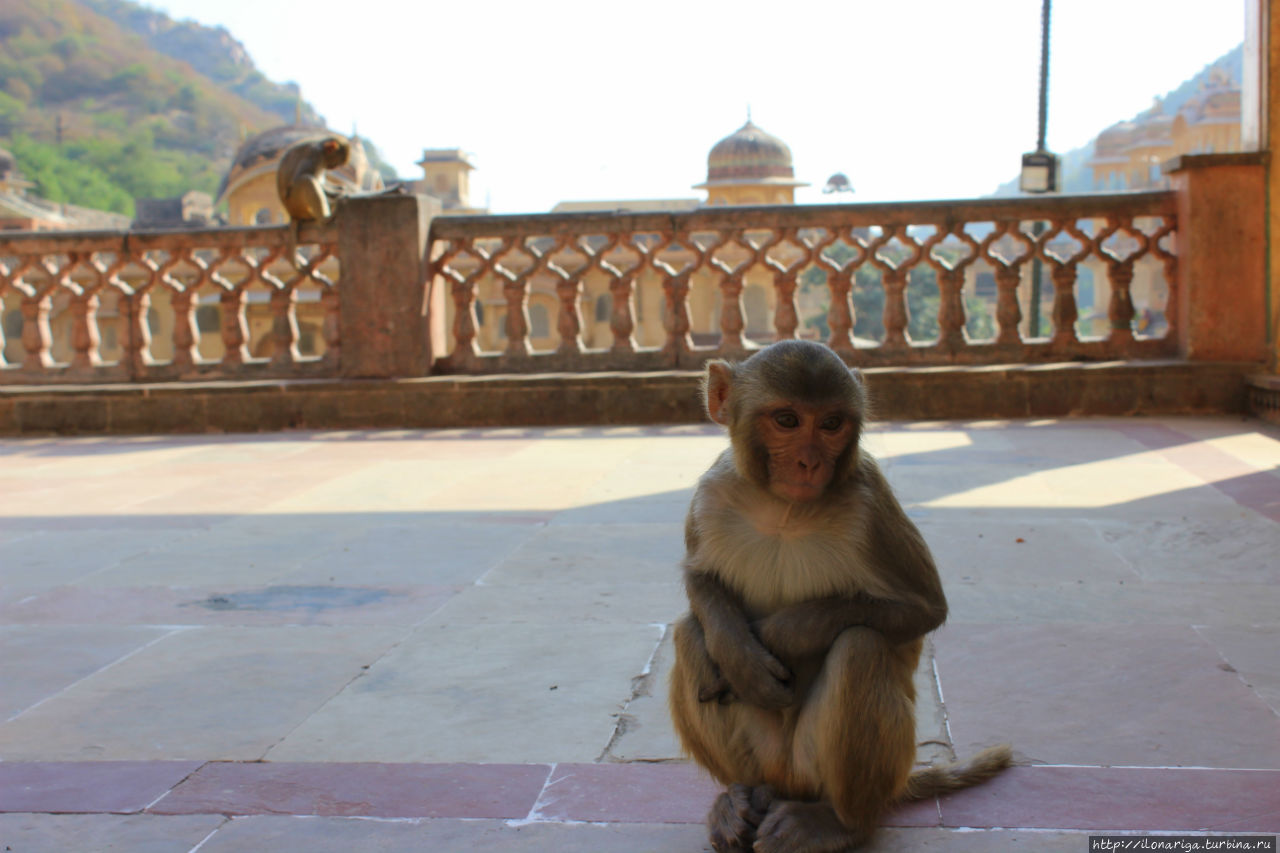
left=1020, top=0, right=1057, bottom=339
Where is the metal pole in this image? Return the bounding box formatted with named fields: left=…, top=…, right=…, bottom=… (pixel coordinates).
left=1036, top=0, right=1051, bottom=153
left=1029, top=0, right=1051, bottom=338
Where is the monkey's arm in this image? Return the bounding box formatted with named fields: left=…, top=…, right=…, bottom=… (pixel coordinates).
left=755, top=588, right=944, bottom=660
left=684, top=568, right=794, bottom=709
left=757, top=470, right=946, bottom=657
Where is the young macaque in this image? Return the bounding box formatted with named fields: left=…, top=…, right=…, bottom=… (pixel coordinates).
left=276, top=136, right=350, bottom=223
left=669, top=340, right=1010, bottom=852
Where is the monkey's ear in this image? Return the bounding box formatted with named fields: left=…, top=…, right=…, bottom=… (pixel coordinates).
left=704, top=361, right=734, bottom=425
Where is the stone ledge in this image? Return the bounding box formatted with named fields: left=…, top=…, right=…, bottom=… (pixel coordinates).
left=1247, top=373, right=1280, bottom=426
left=0, top=360, right=1260, bottom=436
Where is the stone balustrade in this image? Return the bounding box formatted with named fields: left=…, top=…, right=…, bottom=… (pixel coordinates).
left=0, top=154, right=1270, bottom=389
left=429, top=192, right=1180, bottom=373
left=0, top=220, right=340, bottom=384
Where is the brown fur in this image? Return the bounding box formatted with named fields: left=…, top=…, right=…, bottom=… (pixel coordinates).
left=276, top=136, right=350, bottom=223
left=670, top=340, right=1010, bottom=852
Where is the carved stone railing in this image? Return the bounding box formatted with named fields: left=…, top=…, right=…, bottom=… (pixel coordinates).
left=0, top=221, right=340, bottom=384
left=9, top=179, right=1267, bottom=387
left=427, top=192, right=1180, bottom=373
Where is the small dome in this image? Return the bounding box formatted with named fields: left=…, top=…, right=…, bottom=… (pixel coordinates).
left=703, top=120, right=797, bottom=184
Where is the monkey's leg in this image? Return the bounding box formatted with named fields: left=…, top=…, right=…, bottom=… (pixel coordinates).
left=757, top=627, right=918, bottom=853
left=669, top=615, right=743, bottom=782
left=704, top=783, right=774, bottom=852
left=285, top=177, right=331, bottom=223
left=671, top=615, right=782, bottom=851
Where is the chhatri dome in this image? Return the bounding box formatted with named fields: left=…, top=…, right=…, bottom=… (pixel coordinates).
left=216, top=125, right=383, bottom=226
left=694, top=117, right=807, bottom=206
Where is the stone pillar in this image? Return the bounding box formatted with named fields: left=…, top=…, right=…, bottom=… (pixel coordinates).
left=1264, top=0, right=1280, bottom=372
left=1166, top=153, right=1268, bottom=363
left=335, top=193, right=442, bottom=378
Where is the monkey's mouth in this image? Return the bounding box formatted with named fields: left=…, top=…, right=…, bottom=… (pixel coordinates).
left=771, top=478, right=827, bottom=503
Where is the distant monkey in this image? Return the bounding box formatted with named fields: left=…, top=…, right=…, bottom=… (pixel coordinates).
left=669, top=340, right=1010, bottom=852
left=276, top=136, right=350, bottom=223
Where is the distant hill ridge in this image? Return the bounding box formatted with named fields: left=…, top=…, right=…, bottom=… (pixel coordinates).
left=77, top=0, right=326, bottom=128
left=991, top=43, right=1244, bottom=196
left=0, top=0, right=392, bottom=218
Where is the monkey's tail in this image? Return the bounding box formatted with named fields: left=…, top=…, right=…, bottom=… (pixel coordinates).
left=901, top=744, right=1013, bottom=801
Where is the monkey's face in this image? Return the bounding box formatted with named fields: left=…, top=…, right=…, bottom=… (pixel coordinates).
left=755, top=403, right=855, bottom=503
left=321, top=139, right=351, bottom=168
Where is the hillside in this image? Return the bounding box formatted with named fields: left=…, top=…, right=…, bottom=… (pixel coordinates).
left=77, top=0, right=325, bottom=129
left=990, top=43, right=1244, bottom=196
left=0, top=0, right=394, bottom=218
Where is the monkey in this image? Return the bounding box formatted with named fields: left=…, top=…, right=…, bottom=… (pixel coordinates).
left=276, top=135, right=350, bottom=224
left=668, top=339, right=1011, bottom=853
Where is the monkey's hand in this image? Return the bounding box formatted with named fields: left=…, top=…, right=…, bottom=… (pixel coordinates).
left=753, top=599, right=862, bottom=662
left=685, top=569, right=794, bottom=709
left=710, top=636, right=794, bottom=710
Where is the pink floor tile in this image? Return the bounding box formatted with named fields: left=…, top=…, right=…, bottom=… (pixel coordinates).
left=940, top=765, right=1280, bottom=832
left=0, top=762, right=201, bottom=814
left=536, top=763, right=940, bottom=827
left=536, top=763, right=718, bottom=824
left=149, top=762, right=550, bottom=819
left=934, top=623, right=1280, bottom=769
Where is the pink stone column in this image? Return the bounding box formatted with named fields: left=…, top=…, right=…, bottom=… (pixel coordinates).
left=335, top=193, right=443, bottom=378
left=1166, top=153, right=1268, bottom=363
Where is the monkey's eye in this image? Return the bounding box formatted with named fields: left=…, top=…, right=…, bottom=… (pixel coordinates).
left=820, top=415, right=844, bottom=431
left=773, top=411, right=800, bottom=429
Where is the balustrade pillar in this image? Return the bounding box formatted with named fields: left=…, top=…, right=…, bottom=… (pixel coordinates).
left=717, top=276, right=747, bottom=354
left=1167, top=153, right=1267, bottom=362
left=220, top=288, right=249, bottom=366
left=935, top=269, right=966, bottom=351
left=881, top=270, right=909, bottom=349
left=555, top=276, right=585, bottom=355
left=1106, top=261, right=1136, bottom=347
left=270, top=287, right=299, bottom=366
left=20, top=293, right=53, bottom=370
left=826, top=271, right=856, bottom=354
left=661, top=274, right=693, bottom=360
left=609, top=276, right=637, bottom=352
left=502, top=277, right=532, bottom=358
left=773, top=274, right=799, bottom=340
left=1049, top=265, right=1079, bottom=348
left=124, top=290, right=153, bottom=377
left=994, top=268, right=1023, bottom=346
left=69, top=292, right=102, bottom=370
left=335, top=193, right=442, bottom=378
left=170, top=289, right=198, bottom=372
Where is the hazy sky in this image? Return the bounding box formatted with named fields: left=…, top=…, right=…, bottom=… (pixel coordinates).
left=146, top=0, right=1245, bottom=213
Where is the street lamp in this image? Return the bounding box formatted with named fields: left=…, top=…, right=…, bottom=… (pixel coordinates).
left=1021, top=0, right=1056, bottom=339
left=1020, top=0, right=1057, bottom=195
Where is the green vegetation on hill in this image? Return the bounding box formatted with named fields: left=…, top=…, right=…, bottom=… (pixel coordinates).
left=0, top=0, right=398, bottom=218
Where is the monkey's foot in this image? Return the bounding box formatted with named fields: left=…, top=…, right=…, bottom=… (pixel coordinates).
left=753, top=799, right=868, bottom=853
left=707, top=783, right=773, bottom=852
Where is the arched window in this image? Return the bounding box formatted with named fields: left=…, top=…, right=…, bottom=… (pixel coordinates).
left=529, top=303, right=551, bottom=339
left=743, top=285, right=769, bottom=335
left=195, top=304, right=221, bottom=334
left=1, top=309, right=22, bottom=339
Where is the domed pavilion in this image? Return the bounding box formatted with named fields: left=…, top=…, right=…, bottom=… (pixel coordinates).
left=694, top=119, right=807, bottom=205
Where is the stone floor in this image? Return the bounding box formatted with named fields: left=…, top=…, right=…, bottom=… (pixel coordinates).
left=0, top=416, right=1278, bottom=852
